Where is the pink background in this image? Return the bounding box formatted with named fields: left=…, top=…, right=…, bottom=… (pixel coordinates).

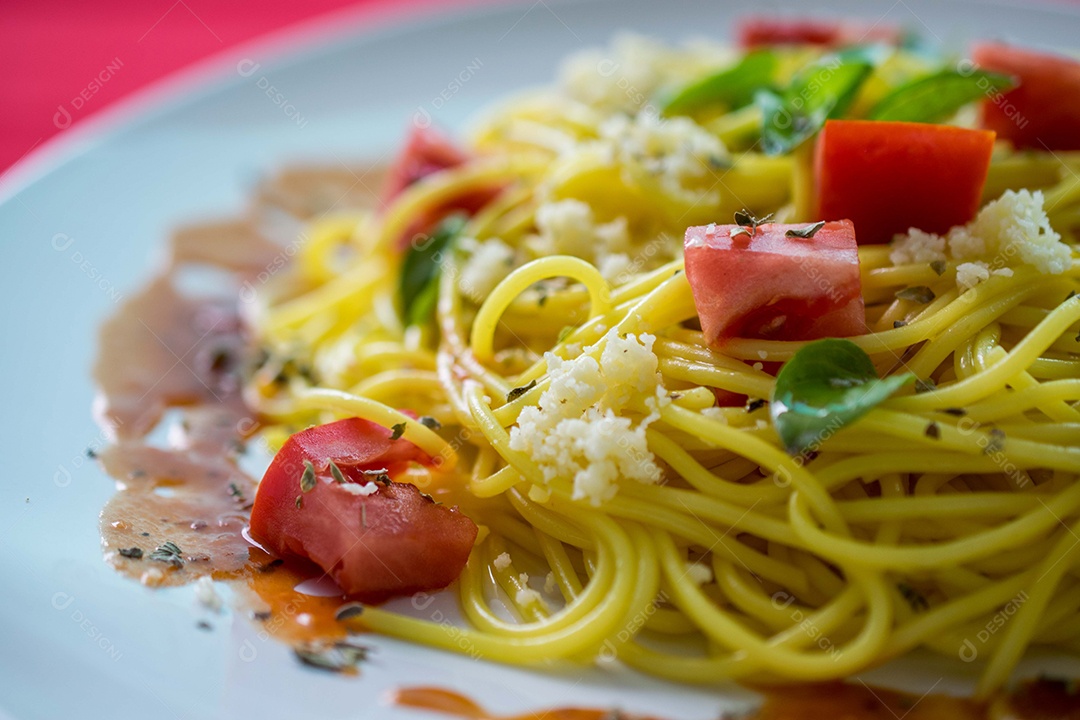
left=0, top=0, right=459, bottom=177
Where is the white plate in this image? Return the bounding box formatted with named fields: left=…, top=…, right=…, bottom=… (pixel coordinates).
left=4, top=1, right=1080, bottom=718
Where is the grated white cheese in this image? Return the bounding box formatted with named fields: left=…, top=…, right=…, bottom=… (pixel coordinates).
left=493, top=552, right=512, bottom=571
left=459, top=236, right=516, bottom=303
left=596, top=112, right=727, bottom=203
left=700, top=407, right=729, bottom=423
left=195, top=576, right=223, bottom=612
left=889, top=228, right=947, bottom=266
left=508, top=329, right=668, bottom=505
left=544, top=571, right=558, bottom=595
left=956, top=261, right=991, bottom=291
left=515, top=573, right=544, bottom=607
left=530, top=199, right=635, bottom=284
left=141, top=567, right=165, bottom=586
left=686, top=562, right=713, bottom=586
left=558, top=33, right=733, bottom=116
left=338, top=481, right=379, bottom=496
left=891, top=190, right=1073, bottom=290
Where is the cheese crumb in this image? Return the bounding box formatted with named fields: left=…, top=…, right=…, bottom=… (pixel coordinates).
left=700, top=407, right=728, bottom=423
left=956, top=261, right=991, bottom=291
left=508, top=329, right=668, bottom=505
left=459, top=237, right=516, bottom=303
left=558, top=33, right=732, bottom=116
left=338, top=481, right=379, bottom=496
left=195, top=576, right=223, bottom=612
left=686, top=562, right=713, bottom=585
left=544, top=572, right=558, bottom=595
left=515, top=573, right=544, bottom=607
left=892, top=189, right=1072, bottom=290
left=596, top=112, right=727, bottom=206
left=890, top=228, right=946, bottom=266
left=531, top=199, right=635, bottom=284
left=493, top=552, right=512, bottom=571
left=140, top=567, right=165, bottom=586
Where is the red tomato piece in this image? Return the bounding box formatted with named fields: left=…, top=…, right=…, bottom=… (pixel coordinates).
left=814, top=120, right=995, bottom=244
left=249, top=417, right=478, bottom=603
left=736, top=16, right=901, bottom=49
left=382, top=125, right=471, bottom=203
left=383, top=125, right=499, bottom=249
left=972, top=42, right=1080, bottom=151
left=684, top=220, right=865, bottom=347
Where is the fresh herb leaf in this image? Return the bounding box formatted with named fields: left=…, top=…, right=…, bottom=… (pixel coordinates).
left=506, top=379, right=538, bottom=403
left=925, top=421, right=941, bottom=439
left=418, top=416, right=442, bottom=430
left=390, top=423, right=407, bottom=441
left=148, top=541, right=183, bottom=568
left=756, top=45, right=883, bottom=156
left=869, top=69, right=1015, bottom=124
left=893, top=320, right=908, bottom=328
left=895, top=286, right=936, bottom=304
left=398, top=214, right=467, bottom=327
left=295, top=495, right=303, bottom=510
left=300, top=460, right=316, bottom=493
left=228, top=482, right=244, bottom=500
left=661, top=50, right=778, bottom=116
left=734, top=209, right=773, bottom=232
left=328, top=460, right=347, bottom=485
left=914, top=378, right=937, bottom=394
left=930, top=259, right=947, bottom=276
left=770, top=339, right=915, bottom=455
left=785, top=221, right=826, bottom=239
left=118, top=547, right=143, bottom=559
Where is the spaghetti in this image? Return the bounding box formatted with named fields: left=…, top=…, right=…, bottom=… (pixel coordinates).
left=239, top=34, right=1080, bottom=696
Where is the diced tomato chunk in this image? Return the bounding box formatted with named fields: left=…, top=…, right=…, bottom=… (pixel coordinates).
left=249, top=418, right=477, bottom=602
left=736, top=16, right=901, bottom=49
left=383, top=126, right=471, bottom=203
left=684, top=220, right=865, bottom=347
left=972, top=42, right=1080, bottom=151
left=814, top=120, right=995, bottom=244
left=383, top=125, right=499, bottom=249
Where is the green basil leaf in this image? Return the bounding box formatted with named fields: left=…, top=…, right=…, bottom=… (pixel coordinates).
left=661, top=50, right=778, bottom=116
left=399, top=213, right=467, bottom=326
left=770, top=339, right=914, bottom=455
left=869, top=69, right=1015, bottom=123
left=757, top=45, right=883, bottom=156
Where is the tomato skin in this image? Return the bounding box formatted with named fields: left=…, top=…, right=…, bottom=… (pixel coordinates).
left=249, top=418, right=478, bottom=602
left=814, top=120, right=995, bottom=244
left=383, top=125, right=498, bottom=249
left=683, top=220, right=865, bottom=347
left=972, top=42, right=1080, bottom=151
left=736, top=16, right=901, bottom=49
left=383, top=126, right=471, bottom=203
